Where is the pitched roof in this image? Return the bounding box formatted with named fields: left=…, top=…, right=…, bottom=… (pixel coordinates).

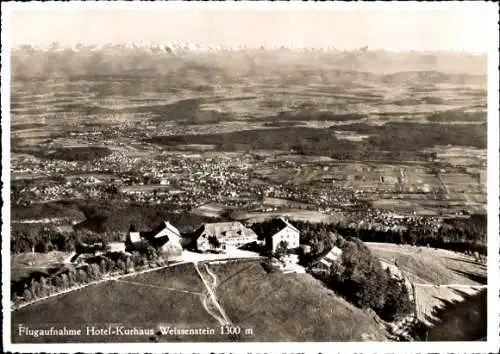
left=139, top=220, right=180, bottom=240
left=310, top=246, right=343, bottom=267
left=277, top=217, right=300, bottom=233
left=323, top=246, right=343, bottom=262
left=199, top=222, right=258, bottom=240
left=163, top=221, right=180, bottom=237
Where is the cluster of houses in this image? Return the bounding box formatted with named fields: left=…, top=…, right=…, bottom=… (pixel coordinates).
left=72, top=216, right=343, bottom=274
left=124, top=217, right=303, bottom=257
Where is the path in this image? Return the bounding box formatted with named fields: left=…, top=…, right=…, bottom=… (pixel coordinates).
left=199, top=263, right=227, bottom=325
left=114, top=279, right=203, bottom=295
left=193, top=262, right=232, bottom=326
left=413, top=283, right=487, bottom=289
left=204, top=263, right=232, bottom=323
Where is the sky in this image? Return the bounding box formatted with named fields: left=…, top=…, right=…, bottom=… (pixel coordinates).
left=6, top=3, right=498, bottom=53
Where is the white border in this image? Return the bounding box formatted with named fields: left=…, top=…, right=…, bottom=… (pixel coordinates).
left=1, top=2, right=13, bottom=352
left=2, top=1, right=497, bottom=11
left=2, top=2, right=499, bottom=353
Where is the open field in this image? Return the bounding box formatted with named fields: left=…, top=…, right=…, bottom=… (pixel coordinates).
left=421, top=288, right=487, bottom=341
left=210, top=261, right=389, bottom=341
left=366, top=242, right=486, bottom=285
left=191, top=203, right=229, bottom=218
left=11, top=263, right=220, bottom=343
left=262, top=197, right=317, bottom=210
left=233, top=210, right=345, bottom=224
left=367, top=242, right=487, bottom=340
left=11, top=260, right=388, bottom=342
left=11, top=70, right=487, bottom=165
left=414, top=284, right=485, bottom=327
left=11, top=251, right=72, bottom=282
left=148, top=122, right=486, bottom=162
left=131, top=263, right=206, bottom=294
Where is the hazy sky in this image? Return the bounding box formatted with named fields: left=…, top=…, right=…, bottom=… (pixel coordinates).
left=6, top=3, right=497, bottom=52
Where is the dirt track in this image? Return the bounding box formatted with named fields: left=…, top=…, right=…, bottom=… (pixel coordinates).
left=194, top=262, right=232, bottom=326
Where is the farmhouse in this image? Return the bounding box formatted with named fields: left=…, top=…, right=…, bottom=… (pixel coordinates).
left=195, top=222, right=259, bottom=252
left=309, top=246, right=343, bottom=275
left=126, top=221, right=183, bottom=260
left=320, top=246, right=343, bottom=266
left=269, top=217, right=300, bottom=252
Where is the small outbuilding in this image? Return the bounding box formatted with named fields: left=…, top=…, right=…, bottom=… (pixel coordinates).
left=126, top=221, right=183, bottom=260
left=309, top=246, right=343, bottom=275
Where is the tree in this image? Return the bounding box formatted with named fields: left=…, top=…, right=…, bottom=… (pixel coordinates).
left=117, top=259, right=126, bottom=274
left=132, top=252, right=146, bottom=267
left=91, top=263, right=101, bottom=280
left=107, top=259, right=117, bottom=272
left=53, top=274, right=64, bottom=290
left=27, top=228, right=39, bottom=254
left=60, top=273, right=69, bottom=289
left=99, top=259, right=107, bottom=274
left=77, top=269, right=88, bottom=283
left=39, top=276, right=49, bottom=297
left=65, top=238, right=76, bottom=252
left=329, top=260, right=346, bottom=282
left=274, top=241, right=289, bottom=260
left=86, top=264, right=96, bottom=280
left=34, top=241, right=48, bottom=253
left=382, top=278, right=412, bottom=321
left=208, top=236, right=221, bottom=250
left=125, top=257, right=134, bottom=273
left=67, top=268, right=77, bottom=287
left=146, top=245, right=158, bottom=261
left=22, top=288, right=33, bottom=302
left=330, top=238, right=400, bottom=317
left=30, top=280, right=41, bottom=299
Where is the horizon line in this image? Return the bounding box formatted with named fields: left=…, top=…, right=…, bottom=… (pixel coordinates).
left=10, top=42, right=488, bottom=55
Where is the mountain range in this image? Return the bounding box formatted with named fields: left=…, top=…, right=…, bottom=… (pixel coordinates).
left=11, top=42, right=487, bottom=78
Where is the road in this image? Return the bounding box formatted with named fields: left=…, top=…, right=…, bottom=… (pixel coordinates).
left=413, top=283, right=487, bottom=289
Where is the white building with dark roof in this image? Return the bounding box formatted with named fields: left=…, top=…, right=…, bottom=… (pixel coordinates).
left=126, top=221, right=183, bottom=260
left=269, top=217, right=300, bottom=252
